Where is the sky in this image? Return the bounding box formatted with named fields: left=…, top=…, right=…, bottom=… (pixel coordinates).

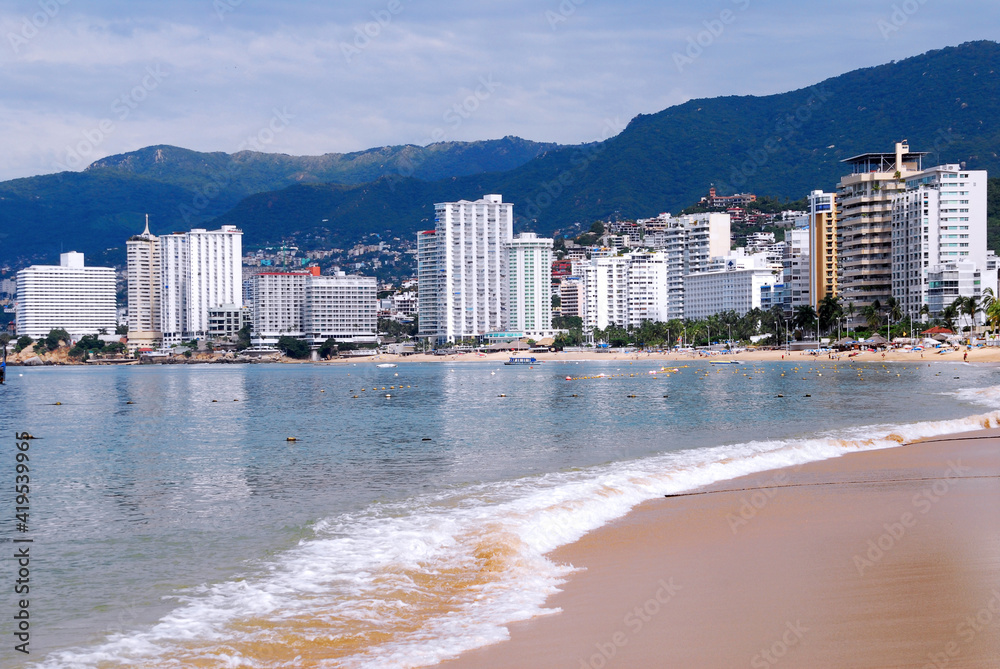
left=0, top=0, right=997, bottom=182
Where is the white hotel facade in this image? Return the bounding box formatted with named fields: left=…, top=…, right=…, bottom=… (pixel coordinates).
left=16, top=252, right=116, bottom=338
left=417, top=194, right=514, bottom=343
left=890, top=164, right=993, bottom=319
left=160, top=225, right=243, bottom=343
left=505, top=232, right=556, bottom=338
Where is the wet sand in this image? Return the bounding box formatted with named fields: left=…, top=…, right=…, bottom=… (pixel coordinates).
left=440, top=430, right=1000, bottom=668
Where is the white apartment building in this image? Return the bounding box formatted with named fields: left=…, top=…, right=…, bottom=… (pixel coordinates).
left=505, top=232, right=555, bottom=338
left=417, top=194, right=513, bottom=343
left=160, top=225, right=243, bottom=343
left=252, top=270, right=312, bottom=344
left=784, top=224, right=811, bottom=315
left=926, top=261, right=981, bottom=319
left=126, top=216, right=161, bottom=348
left=304, top=273, right=377, bottom=343
left=253, top=269, right=377, bottom=346
left=580, top=256, right=630, bottom=332
left=16, top=252, right=116, bottom=338
left=684, top=253, right=779, bottom=320
left=626, top=252, right=671, bottom=326
left=891, top=165, right=988, bottom=319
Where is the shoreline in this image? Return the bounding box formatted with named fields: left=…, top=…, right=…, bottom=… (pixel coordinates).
left=438, top=428, right=1000, bottom=668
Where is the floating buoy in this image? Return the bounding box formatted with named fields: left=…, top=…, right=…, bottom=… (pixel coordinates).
left=234, top=399, right=239, bottom=401
left=775, top=394, right=784, bottom=398
left=422, top=437, right=432, bottom=441
left=352, top=395, right=359, bottom=398
left=804, top=394, right=811, bottom=397
left=54, top=402, right=61, bottom=405
left=498, top=394, right=507, bottom=397
left=286, top=437, right=297, bottom=442
left=572, top=394, right=579, bottom=397
left=212, top=399, right=218, bottom=402
left=126, top=401, right=134, bottom=404
left=320, top=389, right=325, bottom=393
left=385, top=394, right=392, bottom=398
left=627, top=394, right=637, bottom=398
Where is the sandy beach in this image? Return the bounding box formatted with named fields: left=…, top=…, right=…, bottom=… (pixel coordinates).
left=346, top=345, right=999, bottom=366
left=440, top=429, right=1000, bottom=668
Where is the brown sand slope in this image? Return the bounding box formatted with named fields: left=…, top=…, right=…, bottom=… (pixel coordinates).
left=441, top=431, right=1000, bottom=668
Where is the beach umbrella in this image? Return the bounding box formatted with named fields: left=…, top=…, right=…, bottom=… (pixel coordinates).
left=866, top=333, right=888, bottom=345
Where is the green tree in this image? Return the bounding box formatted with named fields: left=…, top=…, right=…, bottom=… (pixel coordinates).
left=940, top=303, right=959, bottom=332
left=236, top=324, right=252, bottom=351
left=277, top=336, right=310, bottom=359
left=318, top=338, right=337, bottom=358
left=45, top=328, right=71, bottom=351
left=14, top=335, right=33, bottom=352
left=793, top=305, right=818, bottom=333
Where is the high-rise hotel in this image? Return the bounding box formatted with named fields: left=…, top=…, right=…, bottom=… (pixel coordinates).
left=16, top=252, right=116, bottom=338
left=417, top=194, right=514, bottom=343
left=126, top=221, right=243, bottom=345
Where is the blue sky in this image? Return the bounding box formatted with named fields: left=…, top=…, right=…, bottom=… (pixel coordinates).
left=0, top=0, right=997, bottom=182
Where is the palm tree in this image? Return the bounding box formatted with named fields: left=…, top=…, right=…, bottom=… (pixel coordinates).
left=863, top=304, right=883, bottom=332
left=986, top=299, right=1000, bottom=338
left=959, top=295, right=981, bottom=336
left=793, top=304, right=818, bottom=334
left=940, top=304, right=959, bottom=333
left=817, top=294, right=842, bottom=334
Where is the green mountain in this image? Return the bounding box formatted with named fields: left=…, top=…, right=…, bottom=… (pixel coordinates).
left=3, top=40, right=1000, bottom=266
left=215, top=41, right=1000, bottom=249
left=0, top=136, right=561, bottom=265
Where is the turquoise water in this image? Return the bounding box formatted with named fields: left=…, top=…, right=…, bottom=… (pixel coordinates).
left=2, top=359, right=998, bottom=668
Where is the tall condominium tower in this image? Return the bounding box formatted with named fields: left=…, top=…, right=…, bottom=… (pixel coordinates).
left=126, top=215, right=161, bottom=348
left=417, top=194, right=513, bottom=343
left=891, top=164, right=989, bottom=319
left=505, top=232, right=554, bottom=337
left=16, top=252, right=116, bottom=338
left=159, top=225, right=243, bottom=343
left=837, top=141, right=925, bottom=325
left=807, top=190, right=837, bottom=310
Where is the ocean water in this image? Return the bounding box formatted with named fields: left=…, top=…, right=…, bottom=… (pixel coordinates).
left=1, top=358, right=998, bottom=668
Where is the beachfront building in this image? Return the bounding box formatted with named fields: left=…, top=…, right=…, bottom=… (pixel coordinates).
left=416, top=194, right=513, bottom=344
left=505, top=233, right=555, bottom=338
left=15, top=252, right=116, bottom=339
left=126, top=216, right=162, bottom=349
left=783, top=224, right=811, bottom=315
left=837, top=142, right=925, bottom=326
left=684, top=252, right=779, bottom=320
left=626, top=252, right=671, bottom=326
left=643, top=213, right=731, bottom=319
left=559, top=276, right=585, bottom=319
left=303, top=272, right=378, bottom=344
left=807, top=190, right=837, bottom=310
left=159, top=225, right=243, bottom=343
left=891, top=165, right=989, bottom=321
left=251, top=270, right=314, bottom=345
left=207, top=304, right=250, bottom=339
left=252, top=268, right=377, bottom=346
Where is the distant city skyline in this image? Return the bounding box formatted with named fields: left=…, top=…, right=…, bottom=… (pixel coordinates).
left=0, top=1, right=997, bottom=182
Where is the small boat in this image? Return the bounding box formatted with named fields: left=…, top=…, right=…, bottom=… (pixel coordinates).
left=376, top=363, right=397, bottom=368
left=504, top=356, right=540, bottom=365
left=709, top=360, right=740, bottom=365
